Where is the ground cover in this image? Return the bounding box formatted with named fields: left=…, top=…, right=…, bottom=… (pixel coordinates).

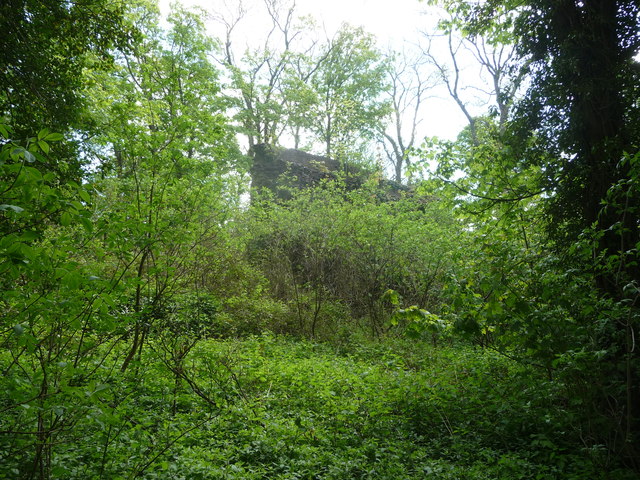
left=3, top=334, right=629, bottom=479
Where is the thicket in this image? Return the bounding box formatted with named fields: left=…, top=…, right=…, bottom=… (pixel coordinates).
left=1, top=0, right=639, bottom=478
left=242, top=185, right=460, bottom=339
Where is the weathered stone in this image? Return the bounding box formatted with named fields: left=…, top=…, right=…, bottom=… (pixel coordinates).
left=250, top=144, right=363, bottom=200
left=249, top=143, right=414, bottom=202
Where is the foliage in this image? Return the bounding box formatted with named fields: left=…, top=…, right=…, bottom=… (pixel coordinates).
left=380, top=49, right=436, bottom=183
left=0, top=0, right=139, bottom=184
left=0, top=0, right=135, bottom=134
left=308, top=25, right=391, bottom=160
left=83, top=2, right=241, bottom=371
left=0, top=3, right=243, bottom=476
left=243, top=182, right=460, bottom=339
left=0, top=125, right=118, bottom=479
left=217, top=3, right=391, bottom=160
left=2, top=0, right=640, bottom=477
left=418, top=1, right=640, bottom=467
left=3, top=333, right=631, bottom=479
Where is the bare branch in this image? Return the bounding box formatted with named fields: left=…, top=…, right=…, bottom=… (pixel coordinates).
left=380, top=47, right=437, bottom=182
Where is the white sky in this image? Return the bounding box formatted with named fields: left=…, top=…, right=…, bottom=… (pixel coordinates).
left=158, top=0, right=484, bottom=143
left=294, top=0, right=428, bottom=43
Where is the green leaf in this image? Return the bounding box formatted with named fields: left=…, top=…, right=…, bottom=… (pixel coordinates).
left=24, top=166, right=43, bottom=180
left=70, top=200, right=84, bottom=211
left=37, top=128, right=50, bottom=140
left=18, top=243, right=36, bottom=262
left=18, top=231, right=39, bottom=242
left=382, top=289, right=400, bottom=305
left=87, top=383, right=110, bottom=397
left=37, top=140, right=50, bottom=153
left=63, top=271, right=82, bottom=289
left=44, top=132, right=64, bottom=142
left=60, top=211, right=72, bottom=226
left=79, top=216, right=93, bottom=232
left=55, top=268, right=69, bottom=280
left=79, top=189, right=91, bottom=203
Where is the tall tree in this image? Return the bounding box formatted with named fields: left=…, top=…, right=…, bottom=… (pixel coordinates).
left=416, top=2, right=540, bottom=224
left=279, top=27, right=331, bottom=150
left=379, top=49, right=436, bottom=183
left=0, top=0, right=134, bottom=139
left=87, top=2, right=240, bottom=371
left=420, top=2, right=525, bottom=144
left=0, top=2, right=137, bottom=476
left=215, top=0, right=308, bottom=148
left=513, top=1, right=640, bottom=252
left=309, top=25, right=391, bottom=160
left=444, top=0, right=640, bottom=466
left=514, top=2, right=640, bottom=462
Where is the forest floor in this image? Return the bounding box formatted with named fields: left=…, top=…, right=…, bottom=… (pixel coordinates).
left=27, top=334, right=632, bottom=480
left=3, top=334, right=635, bottom=479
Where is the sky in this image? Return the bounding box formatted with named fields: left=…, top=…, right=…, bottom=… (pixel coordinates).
left=293, top=0, right=429, bottom=44
left=157, top=0, right=483, bottom=143
left=160, top=0, right=431, bottom=42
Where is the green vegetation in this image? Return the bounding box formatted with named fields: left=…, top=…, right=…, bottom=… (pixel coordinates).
left=4, top=334, right=632, bottom=479
left=1, top=0, right=639, bottom=478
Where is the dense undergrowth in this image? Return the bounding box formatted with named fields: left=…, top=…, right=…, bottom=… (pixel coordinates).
left=2, top=0, right=639, bottom=477
left=2, top=333, right=633, bottom=479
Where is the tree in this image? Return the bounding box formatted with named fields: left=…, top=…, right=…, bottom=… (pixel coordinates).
left=215, top=0, right=309, bottom=148
left=0, top=2, right=137, bottom=475
left=431, top=0, right=640, bottom=467
left=511, top=1, right=640, bottom=462
left=309, top=25, right=391, bottom=160
left=279, top=29, right=331, bottom=150
left=414, top=2, right=543, bottom=245
left=0, top=0, right=136, bottom=179
left=514, top=1, right=640, bottom=250
left=379, top=49, right=436, bottom=183
left=86, top=2, right=240, bottom=371
left=213, top=2, right=390, bottom=162
left=0, top=127, right=105, bottom=480
left=420, top=3, right=525, bottom=144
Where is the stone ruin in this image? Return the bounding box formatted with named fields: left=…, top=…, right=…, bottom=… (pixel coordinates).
left=249, top=143, right=410, bottom=201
